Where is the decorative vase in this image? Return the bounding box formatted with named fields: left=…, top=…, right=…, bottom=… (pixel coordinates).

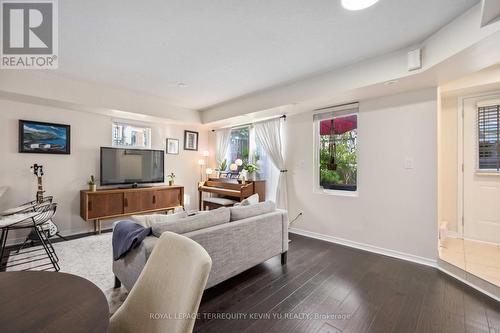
left=249, top=173, right=257, bottom=181
left=169, top=180, right=174, bottom=186
left=89, top=184, right=97, bottom=192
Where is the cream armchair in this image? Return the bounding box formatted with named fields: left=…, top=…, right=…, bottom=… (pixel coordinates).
left=109, top=232, right=212, bottom=333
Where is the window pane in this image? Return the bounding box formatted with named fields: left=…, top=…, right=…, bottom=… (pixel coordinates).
left=478, top=105, right=500, bottom=171
left=319, top=114, right=357, bottom=191
left=112, top=123, right=151, bottom=148
left=226, top=127, right=250, bottom=169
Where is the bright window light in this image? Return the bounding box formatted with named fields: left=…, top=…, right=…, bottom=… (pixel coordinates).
left=341, top=0, right=379, bottom=11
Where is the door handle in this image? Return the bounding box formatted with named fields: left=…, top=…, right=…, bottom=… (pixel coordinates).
left=153, top=195, right=156, bottom=204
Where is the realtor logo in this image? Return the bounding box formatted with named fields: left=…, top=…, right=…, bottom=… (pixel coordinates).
left=1, top=0, right=58, bottom=69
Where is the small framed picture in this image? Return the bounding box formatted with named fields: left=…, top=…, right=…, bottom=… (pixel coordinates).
left=184, top=130, right=199, bottom=151
left=19, top=120, right=71, bottom=154
left=166, top=138, right=179, bottom=155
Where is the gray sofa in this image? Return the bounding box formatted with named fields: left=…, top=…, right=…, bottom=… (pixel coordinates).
left=113, top=201, right=289, bottom=290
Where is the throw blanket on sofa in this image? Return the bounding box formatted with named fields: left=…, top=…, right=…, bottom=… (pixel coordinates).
left=112, top=220, right=152, bottom=261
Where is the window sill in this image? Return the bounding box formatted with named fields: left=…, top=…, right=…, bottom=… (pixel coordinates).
left=475, top=171, right=500, bottom=176
left=315, top=188, right=359, bottom=197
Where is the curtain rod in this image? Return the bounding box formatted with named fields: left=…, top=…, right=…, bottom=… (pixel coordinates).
left=211, top=114, right=286, bottom=132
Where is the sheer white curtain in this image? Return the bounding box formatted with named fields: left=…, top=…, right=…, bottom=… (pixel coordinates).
left=254, top=118, right=288, bottom=211
left=215, top=129, right=232, bottom=168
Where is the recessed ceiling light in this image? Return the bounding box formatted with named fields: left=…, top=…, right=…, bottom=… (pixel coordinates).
left=384, top=79, right=398, bottom=86
left=177, top=82, right=188, bottom=88
left=341, top=0, right=379, bottom=11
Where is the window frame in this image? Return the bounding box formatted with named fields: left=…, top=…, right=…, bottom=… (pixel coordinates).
left=224, top=124, right=271, bottom=180
left=313, top=103, right=359, bottom=197
left=476, top=104, right=500, bottom=173
left=111, top=121, right=152, bottom=149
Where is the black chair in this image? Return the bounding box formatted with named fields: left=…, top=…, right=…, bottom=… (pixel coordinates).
left=0, top=202, right=60, bottom=271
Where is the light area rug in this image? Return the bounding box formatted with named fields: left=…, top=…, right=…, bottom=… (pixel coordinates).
left=7, top=233, right=127, bottom=314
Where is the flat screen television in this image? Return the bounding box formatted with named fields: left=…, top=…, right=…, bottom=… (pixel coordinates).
left=100, top=147, right=164, bottom=186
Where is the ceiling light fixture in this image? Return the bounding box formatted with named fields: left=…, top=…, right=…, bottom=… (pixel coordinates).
left=177, top=82, right=188, bottom=88
left=341, top=0, right=379, bottom=11
left=384, top=79, right=398, bottom=86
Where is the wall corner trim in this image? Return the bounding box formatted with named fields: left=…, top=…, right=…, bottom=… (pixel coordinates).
left=288, top=227, right=437, bottom=268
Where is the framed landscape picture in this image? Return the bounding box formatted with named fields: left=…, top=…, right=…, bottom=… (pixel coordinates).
left=184, top=130, right=199, bottom=151
left=19, top=120, right=71, bottom=154
left=166, top=138, right=179, bottom=154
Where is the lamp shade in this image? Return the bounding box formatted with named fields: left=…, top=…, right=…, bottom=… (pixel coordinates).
left=202, top=150, right=210, bottom=157
left=198, top=159, right=205, bottom=166
left=205, top=168, right=213, bottom=175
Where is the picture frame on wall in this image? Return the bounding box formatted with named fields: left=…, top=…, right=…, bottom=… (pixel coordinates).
left=19, top=120, right=71, bottom=154
left=166, top=138, right=179, bottom=155
left=184, top=130, right=199, bottom=151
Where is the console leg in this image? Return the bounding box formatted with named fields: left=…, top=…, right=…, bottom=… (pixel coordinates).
left=281, top=251, right=287, bottom=265
left=114, top=276, right=122, bottom=289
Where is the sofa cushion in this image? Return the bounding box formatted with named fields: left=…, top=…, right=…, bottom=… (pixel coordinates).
left=131, top=211, right=188, bottom=228
left=152, top=207, right=230, bottom=237
left=230, top=201, right=276, bottom=221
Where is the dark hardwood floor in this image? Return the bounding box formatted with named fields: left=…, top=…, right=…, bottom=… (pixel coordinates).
left=194, top=233, right=500, bottom=333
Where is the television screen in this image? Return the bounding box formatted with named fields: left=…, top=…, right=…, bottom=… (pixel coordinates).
left=100, top=147, right=164, bottom=185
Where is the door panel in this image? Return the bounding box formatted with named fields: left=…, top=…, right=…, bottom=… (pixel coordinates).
left=155, top=189, right=181, bottom=209
left=463, top=96, right=500, bottom=243
left=123, top=192, right=141, bottom=214
left=140, top=190, right=156, bottom=211
left=87, top=193, right=123, bottom=219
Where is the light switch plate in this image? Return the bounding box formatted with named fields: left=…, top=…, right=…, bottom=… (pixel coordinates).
left=404, top=157, right=415, bottom=169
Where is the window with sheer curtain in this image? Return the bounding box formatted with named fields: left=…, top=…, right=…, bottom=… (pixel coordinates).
left=224, top=125, right=279, bottom=201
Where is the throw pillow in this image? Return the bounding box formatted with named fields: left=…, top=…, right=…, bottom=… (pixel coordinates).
left=131, top=211, right=188, bottom=228
left=240, top=193, right=260, bottom=206
left=230, top=201, right=276, bottom=221
left=152, top=207, right=230, bottom=237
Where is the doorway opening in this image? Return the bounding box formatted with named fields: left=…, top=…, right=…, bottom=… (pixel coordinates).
left=438, top=65, right=500, bottom=290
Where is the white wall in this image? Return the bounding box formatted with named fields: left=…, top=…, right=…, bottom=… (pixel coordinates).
left=439, top=96, right=459, bottom=233
left=0, top=99, right=209, bottom=244
left=286, top=88, right=438, bottom=261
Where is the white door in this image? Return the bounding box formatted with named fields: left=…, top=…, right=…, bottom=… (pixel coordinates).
left=463, top=95, right=500, bottom=243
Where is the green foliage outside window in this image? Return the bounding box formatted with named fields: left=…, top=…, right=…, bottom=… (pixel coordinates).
left=319, top=131, right=357, bottom=190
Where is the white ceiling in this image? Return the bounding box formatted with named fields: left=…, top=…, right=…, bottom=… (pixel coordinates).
left=57, top=0, right=479, bottom=110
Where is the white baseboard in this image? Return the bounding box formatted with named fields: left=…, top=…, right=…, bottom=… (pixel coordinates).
left=445, top=231, right=460, bottom=238
left=288, top=227, right=437, bottom=268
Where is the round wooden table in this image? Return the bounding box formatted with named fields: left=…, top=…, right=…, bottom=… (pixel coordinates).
left=0, top=271, right=109, bottom=333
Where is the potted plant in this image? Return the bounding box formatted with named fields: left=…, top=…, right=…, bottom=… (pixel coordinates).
left=167, top=172, right=175, bottom=186
left=87, top=175, right=97, bottom=192
left=243, top=163, right=259, bottom=181
left=215, top=159, right=227, bottom=178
